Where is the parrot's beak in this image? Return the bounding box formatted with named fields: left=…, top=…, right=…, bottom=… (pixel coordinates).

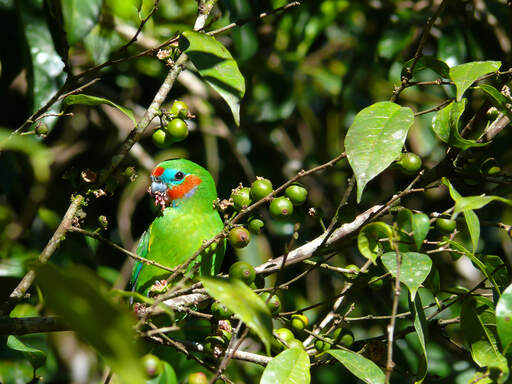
left=149, top=178, right=169, bottom=211
left=150, top=180, right=167, bottom=195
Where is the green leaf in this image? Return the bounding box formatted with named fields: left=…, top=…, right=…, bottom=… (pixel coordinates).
left=409, top=295, right=428, bottom=383
left=201, top=277, right=272, bottom=354
left=454, top=195, right=512, bottom=214
left=36, top=264, right=145, bottom=384
left=61, top=0, right=102, bottom=45
left=477, top=84, right=512, bottom=121
left=381, top=252, right=432, bottom=300
left=401, top=56, right=450, bottom=78
left=357, top=222, right=393, bottom=264
left=6, top=335, right=46, bottom=370
left=345, top=101, right=414, bottom=203
left=449, top=61, right=501, bottom=101
left=260, top=348, right=310, bottom=384
left=497, top=283, right=512, bottom=355
left=326, top=349, right=385, bottom=384
left=147, top=361, right=178, bottom=384
left=483, top=255, right=509, bottom=293
left=63, top=94, right=136, bottom=124
left=180, top=31, right=246, bottom=126
left=432, top=99, right=487, bottom=150
left=412, top=213, right=430, bottom=250
left=461, top=297, right=509, bottom=382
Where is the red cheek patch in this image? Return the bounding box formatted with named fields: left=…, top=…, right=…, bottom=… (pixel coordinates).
left=152, top=166, right=164, bottom=177
left=167, top=175, right=202, bottom=201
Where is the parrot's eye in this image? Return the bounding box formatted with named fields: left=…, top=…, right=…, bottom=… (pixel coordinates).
left=175, top=171, right=184, bottom=180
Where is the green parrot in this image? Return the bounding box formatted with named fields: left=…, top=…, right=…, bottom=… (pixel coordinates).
left=131, top=159, right=225, bottom=296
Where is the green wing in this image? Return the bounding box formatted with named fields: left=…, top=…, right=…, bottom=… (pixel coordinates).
left=130, top=230, right=150, bottom=291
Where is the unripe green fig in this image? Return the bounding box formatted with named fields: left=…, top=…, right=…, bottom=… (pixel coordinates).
left=287, top=338, right=304, bottom=350
left=188, top=372, right=208, bottom=384
left=229, top=261, right=256, bottom=285
left=228, top=227, right=251, bottom=248
left=170, top=100, right=189, bottom=118
left=314, top=338, right=332, bottom=352
left=290, top=314, right=308, bottom=332
left=435, top=218, right=456, bottom=234
left=165, top=118, right=188, bottom=142
left=343, top=264, right=360, bottom=280
left=260, top=292, right=281, bottom=314
left=231, top=187, right=252, bottom=211
left=141, top=354, right=163, bottom=378
left=285, top=185, right=308, bottom=206
left=480, top=157, right=501, bottom=176
left=397, top=152, right=422, bottom=175
left=250, top=178, right=273, bottom=201
left=269, top=196, right=294, bottom=219
left=152, top=129, right=169, bottom=148
left=210, top=301, right=233, bottom=319
left=248, top=218, right=265, bottom=234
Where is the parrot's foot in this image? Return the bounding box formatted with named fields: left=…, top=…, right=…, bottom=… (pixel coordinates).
left=149, top=280, right=169, bottom=296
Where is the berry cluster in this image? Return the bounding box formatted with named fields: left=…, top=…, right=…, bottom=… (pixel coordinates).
left=152, top=100, right=190, bottom=148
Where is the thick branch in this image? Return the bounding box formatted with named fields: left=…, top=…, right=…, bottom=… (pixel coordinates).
left=0, top=316, right=68, bottom=335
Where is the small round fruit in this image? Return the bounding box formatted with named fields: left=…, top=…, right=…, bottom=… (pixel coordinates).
left=287, top=338, right=304, bottom=349
left=228, top=227, right=251, bottom=248
left=229, top=261, right=256, bottom=285
left=188, top=372, right=208, bottom=384
left=480, top=158, right=501, bottom=176
left=338, top=329, right=354, bottom=347
left=314, top=338, right=332, bottom=352
left=210, top=301, right=233, bottom=319
left=170, top=100, right=189, bottom=118
left=343, top=264, right=360, bottom=280
left=274, top=328, right=295, bottom=344
left=260, top=292, right=281, bottom=314
left=35, top=123, right=48, bottom=136
left=152, top=129, right=169, bottom=148
left=368, top=276, right=384, bottom=289
left=141, top=354, right=163, bottom=378
left=231, top=187, right=252, bottom=211
left=250, top=178, right=273, bottom=201
left=436, top=218, right=456, bottom=234
left=285, top=185, right=308, bottom=206
left=290, top=314, right=308, bottom=332
left=165, top=118, right=188, bottom=142
left=248, top=218, right=265, bottom=234
left=269, top=196, right=294, bottom=219
left=397, top=152, right=422, bottom=175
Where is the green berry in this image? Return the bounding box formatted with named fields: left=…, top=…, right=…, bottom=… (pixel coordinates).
left=188, top=372, right=208, bottom=384
left=141, top=354, right=163, bottom=378
left=260, top=292, right=281, bottom=314
left=248, top=218, right=265, bottom=234
left=231, top=187, right=252, bottom=211
left=397, top=152, right=422, bottom=175
left=170, top=100, right=189, bottom=118
left=229, top=261, right=256, bottom=285
left=290, top=314, right=308, bottom=332
left=274, top=328, right=295, bottom=344
left=287, top=338, right=304, bottom=349
left=435, top=218, right=456, bottom=234
left=338, top=329, right=354, bottom=347
left=211, top=301, right=233, bottom=319
left=269, top=196, right=294, bottom=219
left=152, top=129, right=169, bottom=148
left=165, top=118, right=188, bottom=142
left=480, top=157, right=501, bottom=176
left=228, top=227, right=251, bottom=248
left=250, top=178, right=273, bottom=201
left=285, top=185, right=308, bottom=206
left=343, top=264, right=360, bottom=280
left=35, top=123, right=48, bottom=136
left=314, top=338, right=332, bottom=352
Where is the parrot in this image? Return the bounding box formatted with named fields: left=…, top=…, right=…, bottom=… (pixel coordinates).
left=131, top=159, right=226, bottom=296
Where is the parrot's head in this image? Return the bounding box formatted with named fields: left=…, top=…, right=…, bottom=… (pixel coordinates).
left=149, top=159, right=217, bottom=211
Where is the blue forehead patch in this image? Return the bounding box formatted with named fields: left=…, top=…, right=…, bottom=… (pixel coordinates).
left=160, top=168, right=187, bottom=184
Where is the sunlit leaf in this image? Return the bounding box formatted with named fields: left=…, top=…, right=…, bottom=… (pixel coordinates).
left=201, top=277, right=272, bottom=354
left=401, top=56, right=450, bottom=78
left=326, top=349, right=385, bottom=384
left=345, top=101, right=414, bottom=203
left=63, top=94, right=136, bottom=124
left=477, top=84, right=512, bottom=121
left=61, top=0, right=102, bottom=45
left=6, top=335, right=46, bottom=370
left=449, top=61, right=501, bottom=101
left=409, top=295, right=428, bottom=383
left=357, top=222, right=392, bottom=264
left=260, top=348, right=310, bottom=384
left=412, top=213, right=430, bottom=250
left=454, top=195, right=512, bottom=214
left=36, top=264, right=145, bottom=384
left=497, top=283, right=512, bottom=355
left=180, top=31, right=246, bottom=126
left=381, top=251, right=432, bottom=300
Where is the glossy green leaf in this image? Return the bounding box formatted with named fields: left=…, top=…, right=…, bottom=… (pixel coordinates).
left=449, top=61, right=501, bottom=101
left=180, top=31, right=246, bottom=126
left=432, top=99, right=487, bottom=150
left=326, top=349, right=385, bottom=384
left=381, top=251, right=432, bottom=300
left=61, top=0, right=102, bottom=45
left=412, top=213, right=430, bottom=250
left=36, top=264, right=145, bottom=384
left=461, top=297, right=509, bottom=382
left=18, top=0, right=66, bottom=118
left=409, top=295, right=428, bottom=383
left=497, top=283, right=512, bottom=355
left=477, top=84, right=512, bottom=121
left=401, top=56, right=450, bottom=78
left=147, top=361, right=178, bottom=384
left=396, top=208, right=413, bottom=232
left=260, top=348, right=310, bottom=384
left=63, top=94, right=136, bottom=124
left=454, top=195, right=512, bottom=214
left=6, top=335, right=46, bottom=370
left=357, top=222, right=392, bottom=264
left=201, top=277, right=272, bottom=354
left=484, top=255, right=509, bottom=293
left=345, top=101, right=414, bottom=203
